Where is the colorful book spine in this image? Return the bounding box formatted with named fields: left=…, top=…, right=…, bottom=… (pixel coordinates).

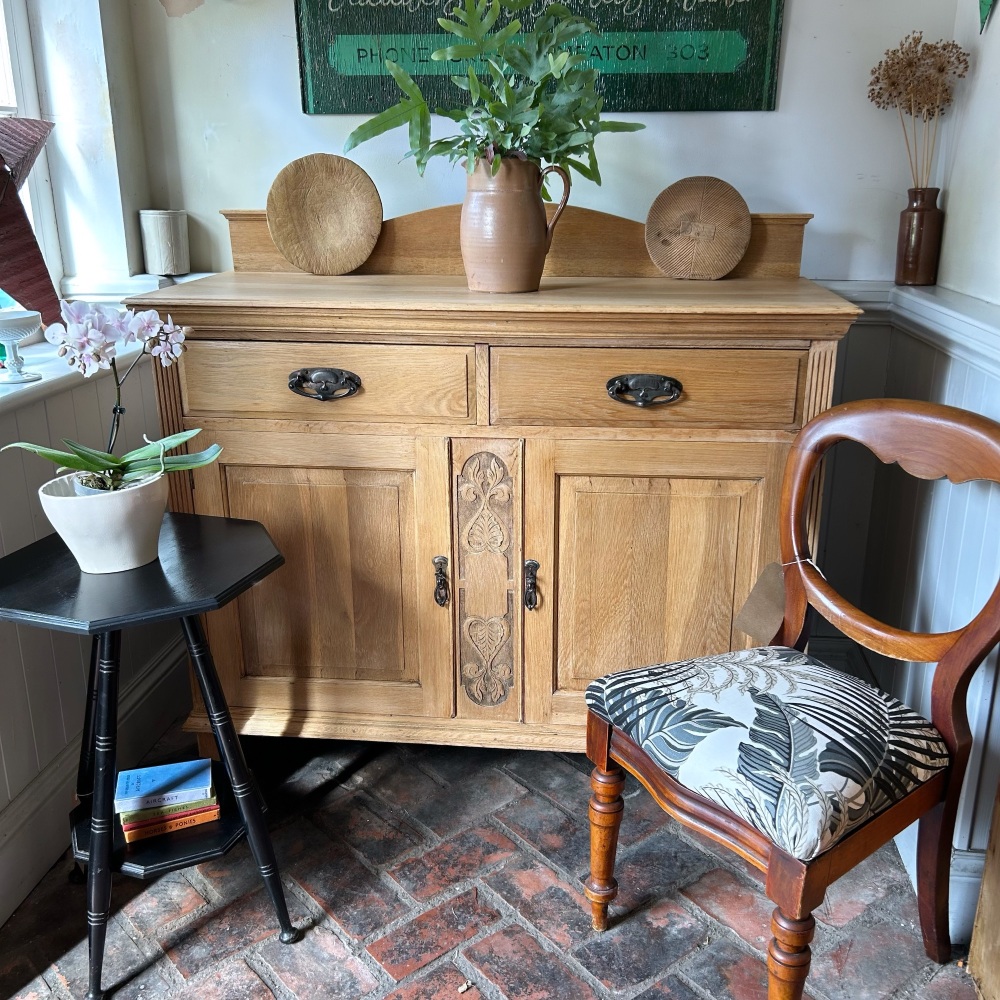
left=114, top=758, right=213, bottom=813
left=119, top=796, right=217, bottom=826
left=122, top=807, right=221, bottom=844
left=121, top=802, right=219, bottom=832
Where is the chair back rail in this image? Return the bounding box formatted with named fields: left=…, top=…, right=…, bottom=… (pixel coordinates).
left=774, top=398, right=1000, bottom=757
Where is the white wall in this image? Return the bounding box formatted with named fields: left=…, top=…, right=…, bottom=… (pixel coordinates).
left=938, top=4, right=1000, bottom=305
left=124, top=0, right=964, bottom=281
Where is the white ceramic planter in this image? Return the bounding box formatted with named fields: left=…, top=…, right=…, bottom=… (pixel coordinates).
left=38, top=473, right=169, bottom=574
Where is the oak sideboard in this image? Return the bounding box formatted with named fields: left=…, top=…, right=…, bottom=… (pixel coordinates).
left=128, top=205, right=861, bottom=753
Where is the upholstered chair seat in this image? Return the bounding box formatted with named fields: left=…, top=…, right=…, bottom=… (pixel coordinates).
left=585, top=645, right=949, bottom=862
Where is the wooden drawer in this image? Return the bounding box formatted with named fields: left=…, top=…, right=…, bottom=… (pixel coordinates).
left=491, top=347, right=804, bottom=428
left=181, top=341, right=476, bottom=423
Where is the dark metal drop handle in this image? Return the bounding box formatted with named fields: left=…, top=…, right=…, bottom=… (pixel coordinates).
left=607, top=374, right=683, bottom=408
left=433, top=556, right=450, bottom=607
left=524, top=560, right=540, bottom=611
left=288, top=367, right=362, bottom=402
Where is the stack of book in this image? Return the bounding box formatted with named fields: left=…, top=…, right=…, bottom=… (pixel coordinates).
left=114, top=758, right=218, bottom=844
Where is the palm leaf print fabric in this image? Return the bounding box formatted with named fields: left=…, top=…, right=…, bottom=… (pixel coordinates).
left=586, top=647, right=949, bottom=860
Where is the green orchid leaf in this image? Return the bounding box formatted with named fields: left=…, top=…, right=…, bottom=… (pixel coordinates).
left=121, top=445, right=223, bottom=479
left=1, top=441, right=105, bottom=472
left=61, top=439, right=125, bottom=468
left=120, top=428, right=204, bottom=463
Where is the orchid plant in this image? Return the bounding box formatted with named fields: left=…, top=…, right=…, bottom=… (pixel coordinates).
left=2, top=300, right=221, bottom=491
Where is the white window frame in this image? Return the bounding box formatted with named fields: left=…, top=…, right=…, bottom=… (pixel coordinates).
left=1, top=0, right=63, bottom=296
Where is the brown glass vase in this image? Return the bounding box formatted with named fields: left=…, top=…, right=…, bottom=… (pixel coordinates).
left=895, top=187, right=944, bottom=286
left=460, top=158, right=570, bottom=292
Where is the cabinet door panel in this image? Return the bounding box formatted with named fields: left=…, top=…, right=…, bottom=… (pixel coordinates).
left=524, top=438, right=787, bottom=728
left=193, top=432, right=453, bottom=721
left=558, top=477, right=749, bottom=684
left=228, top=466, right=414, bottom=683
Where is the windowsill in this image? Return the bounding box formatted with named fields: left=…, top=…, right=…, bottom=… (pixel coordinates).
left=0, top=341, right=148, bottom=418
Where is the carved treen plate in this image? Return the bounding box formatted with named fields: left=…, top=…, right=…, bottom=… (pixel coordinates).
left=645, top=176, right=751, bottom=280
left=266, top=154, right=382, bottom=275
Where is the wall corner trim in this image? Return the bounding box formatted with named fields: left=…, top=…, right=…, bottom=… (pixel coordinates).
left=819, top=280, right=1000, bottom=379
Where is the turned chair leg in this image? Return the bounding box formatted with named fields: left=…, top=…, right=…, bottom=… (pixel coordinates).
left=583, top=762, right=625, bottom=931
left=767, top=908, right=815, bottom=1000
left=916, top=801, right=954, bottom=963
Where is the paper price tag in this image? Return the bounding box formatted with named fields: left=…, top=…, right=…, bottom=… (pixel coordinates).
left=734, top=562, right=786, bottom=644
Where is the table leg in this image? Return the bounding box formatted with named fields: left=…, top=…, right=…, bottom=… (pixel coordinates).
left=77, top=637, right=101, bottom=804
left=86, top=630, right=120, bottom=1000
left=180, top=615, right=301, bottom=944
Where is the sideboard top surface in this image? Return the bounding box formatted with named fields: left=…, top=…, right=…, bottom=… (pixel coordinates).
left=130, top=273, right=860, bottom=326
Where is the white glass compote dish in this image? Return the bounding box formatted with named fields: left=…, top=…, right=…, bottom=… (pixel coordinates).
left=0, top=309, right=43, bottom=383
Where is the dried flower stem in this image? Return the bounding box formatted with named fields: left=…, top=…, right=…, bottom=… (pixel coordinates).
left=868, top=32, right=969, bottom=189
left=897, top=107, right=917, bottom=188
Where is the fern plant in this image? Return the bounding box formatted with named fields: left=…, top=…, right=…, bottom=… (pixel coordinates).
left=343, top=0, right=643, bottom=186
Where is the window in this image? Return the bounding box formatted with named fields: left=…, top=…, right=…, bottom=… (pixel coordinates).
left=0, top=13, right=14, bottom=116
left=1, top=0, right=61, bottom=292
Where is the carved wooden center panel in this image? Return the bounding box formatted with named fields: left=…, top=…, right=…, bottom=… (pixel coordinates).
left=453, top=442, right=523, bottom=718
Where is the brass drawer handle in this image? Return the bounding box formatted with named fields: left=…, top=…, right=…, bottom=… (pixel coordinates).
left=288, top=367, right=362, bottom=401
left=524, top=559, right=540, bottom=611
left=433, top=556, right=450, bottom=607
left=606, top=374, right=683, bottom=408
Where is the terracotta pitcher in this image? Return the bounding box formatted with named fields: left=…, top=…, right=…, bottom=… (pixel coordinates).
left=460, top=157, right=570, bottom=293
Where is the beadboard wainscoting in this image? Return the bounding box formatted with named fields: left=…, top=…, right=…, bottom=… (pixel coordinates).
left=0, top=352, right=189, bottom=927
left=821, top=282, right=1000, bottom=943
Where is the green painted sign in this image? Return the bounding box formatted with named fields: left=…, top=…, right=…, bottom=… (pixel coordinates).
left=295, top=0, right=785, bottom=114
left=983, top=0, right=997, bottom=32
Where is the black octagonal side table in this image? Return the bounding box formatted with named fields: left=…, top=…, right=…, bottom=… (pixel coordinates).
left=0, top=513, right=302, bottom=1000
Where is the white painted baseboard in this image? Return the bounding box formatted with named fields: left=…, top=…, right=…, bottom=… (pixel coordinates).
left=0, top=636, right=189, bottom=926
left=893, top=823, right=985, bottom=946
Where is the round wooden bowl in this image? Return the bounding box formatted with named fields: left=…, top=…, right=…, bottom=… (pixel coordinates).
left=644, top=176, right=751, bottom=280
left=266, top=154, right=382, bottom=275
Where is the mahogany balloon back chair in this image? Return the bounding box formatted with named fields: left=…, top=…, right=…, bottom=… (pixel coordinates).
left=583, top=398, right=1000, bottom=1000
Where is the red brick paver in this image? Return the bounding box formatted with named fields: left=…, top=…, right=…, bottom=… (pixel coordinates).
left=367, top=888, right=500, bottom=979
left=170, top=957, right=273, bottom=999
left=572, top=896, right=707, bottom=990
left=258, top=924, right=379, bottom=998
left=484, top=853, right=594, bottom=948
left=380, top=963, right=482, bottom=999
left=463, top=924, right=602, bottom=1000
left=388, top=825, right=516, bottom=900
left=122, top=870, right=208, bottom=937
left=681, top=867, right=775, bottom=952
left=161, top=887, right=310, bottom=979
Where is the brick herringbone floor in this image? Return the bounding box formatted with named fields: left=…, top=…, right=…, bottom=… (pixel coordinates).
left=0, top=724, right=981, bottom=999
